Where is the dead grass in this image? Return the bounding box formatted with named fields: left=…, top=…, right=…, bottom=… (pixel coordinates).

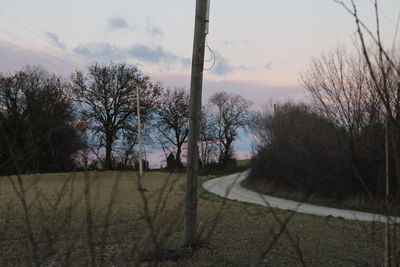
left=242, top=178, right=400, bottom=217
left=236, top=159, right=250, bottom=168
left=0, top=171, right=392, bottom=266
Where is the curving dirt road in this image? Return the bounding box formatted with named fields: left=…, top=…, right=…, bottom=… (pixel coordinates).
left=203, top=170, right=398, bottom=223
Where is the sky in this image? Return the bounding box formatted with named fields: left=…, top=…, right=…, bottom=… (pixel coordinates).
left=1, top=0, right=400, bottom=162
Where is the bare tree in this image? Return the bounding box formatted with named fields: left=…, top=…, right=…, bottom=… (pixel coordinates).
left=115, top=129, right=137, bottom=169
left=332, top=2, right=400, bottom=265
left=115, top=106, right=156, bottom=170
left=209, top=91, right=251, bottom=167
left=334, top=0, right=400, bottom=195
left=0, top=66, right=84, bottom=174
left=248, top=103, right=276, bottom=151
left=154, top=88, right=189, bottom=169
left=199, top=106, right=218, bottom=168
left=301, top=46, right=381, bottom=135
left=71, top=63, right=160, bottom=170
left=301, top=46, right=382, bottom=198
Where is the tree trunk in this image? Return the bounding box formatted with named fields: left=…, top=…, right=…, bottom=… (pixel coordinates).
left=392, top=129, right=400, bottom=197
left=176, top=146, right=183, bottom=169
left=349, top=134, right=374, bottom=199
left=222, top=139, right=232, bottom=167
left=105, top=135, right=113, bottom=170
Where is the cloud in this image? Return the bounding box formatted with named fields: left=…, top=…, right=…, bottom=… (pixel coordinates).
left=154, top=72, right=307, bottom=107
left=207, top=50, right=273, bottom=75
left=212, top=52, right=234, bottom=75
left=107, top=16, right=135, bottom=31
left=232, top=63, right=273, bottom=72
left=265, top=63, right=272, bottom=70
left=46, top=32, right=66, bottom=49
left=73, top=43, right=123, bottom=60
left=73, top=42, right=188, bottom=68
left=127, top=44, right=175, bottom=63
left=181, top=58, right=191, bottom=66
left=237, top=65, right=256, bottom=71
left=72, top=43, right=267, bottom=75
left=146, top=18, right=164, bottom=40
left=0, top=41, right=77, bottom=75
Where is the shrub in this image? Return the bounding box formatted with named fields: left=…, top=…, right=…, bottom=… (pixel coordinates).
left=250, top=103, right=353, bottom=200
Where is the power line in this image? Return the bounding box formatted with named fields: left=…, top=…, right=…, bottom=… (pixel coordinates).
left=0, top=25, right=33, bottom=49
left=0, top=11, right=51, bottom=44
left=0, top=11, right=80, bottom=70
left=393, top=8, right=400, bottom=48
left=366, top=0, right=400, bottom=32
left=0, top=32, right=75, bottom=74
left=203, top=38, right=215, bottom=71
left=0, top=37, right=70, bottom=73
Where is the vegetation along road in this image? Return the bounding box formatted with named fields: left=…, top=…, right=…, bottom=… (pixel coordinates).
left=203, top=171, right=399, bottom=223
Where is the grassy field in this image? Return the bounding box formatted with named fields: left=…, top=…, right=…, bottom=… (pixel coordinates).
left=0, top=169, right=391, bottom=266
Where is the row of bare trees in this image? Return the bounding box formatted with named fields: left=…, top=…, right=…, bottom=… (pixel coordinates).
left=301, top=46, right=386, bottom=199
left=250, top=43, right=399, bottom=202
left=155, top=89, right=251, bottom=169
left=250, top=0, right=400, bottom=204
left=303, top=0, right=400, bottom=200
left=0, top=63, right=251, bottom=174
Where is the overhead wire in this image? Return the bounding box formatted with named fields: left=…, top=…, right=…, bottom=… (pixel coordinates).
left=0, top=37, right=67, bottom=72
left=0, top=11, right=80, bottom=71
left=365, top=0, right=400, bottom=52
left=366, top=0, right=400, bottom=32
left=203, top=38, right=216, bottom=71
left=393, top=8, right=400, bottom=50
left=0, top=33, right=73, bottom=74
left=0, top=11, right=52, bottom=45
left=0, top=26, right=67, bottom=71
left=204, top=39, right=214, bottom=62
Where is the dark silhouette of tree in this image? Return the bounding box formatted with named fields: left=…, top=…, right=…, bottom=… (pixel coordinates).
left=134, top=158, right=149, bottom=171
left=249, top=103, right=352, bottom=199
left=0, top=66, right=84, bottom=174
left=209, top=91, right=251, bottom=167
left=155, top=88, right=189, bottom=169
left=199, top=106, right=218, bottom=168
left=301, top=46, right=382, bottom=198
left=166, top=152, right=176, bottom=170
left=71, top=63, right=160, bottom=170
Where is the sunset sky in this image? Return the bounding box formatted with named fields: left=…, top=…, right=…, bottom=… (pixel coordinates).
left=1, top=0, right=399, bottom=103
left=1, top=0, right=399, bottom=162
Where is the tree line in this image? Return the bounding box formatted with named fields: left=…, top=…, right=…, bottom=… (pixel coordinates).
left=249, top=45, right=400, bottom=202
left=0, top=63, right=251, bottom=175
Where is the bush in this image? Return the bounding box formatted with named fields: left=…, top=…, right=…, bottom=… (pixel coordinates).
left=250, top=103, right=354, bottom=200
left=0, top=67, right=85, bottom=175
left=249, top=101, right=394, bottom=202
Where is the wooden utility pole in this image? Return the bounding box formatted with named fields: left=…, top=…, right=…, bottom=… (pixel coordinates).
left=384, top=116, right=390, bottom=267
left=184, top=0, right=210, bottom=246
left=136, top=85, right=143, bottom=178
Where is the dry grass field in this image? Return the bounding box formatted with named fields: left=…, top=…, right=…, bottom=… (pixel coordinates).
left=0, top=170, right=391, bottom=266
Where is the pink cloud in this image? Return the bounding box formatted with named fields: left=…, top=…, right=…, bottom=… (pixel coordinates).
left=153, top=72, right=307, bottom=108
left=0, top=41, right=81, bottom=76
